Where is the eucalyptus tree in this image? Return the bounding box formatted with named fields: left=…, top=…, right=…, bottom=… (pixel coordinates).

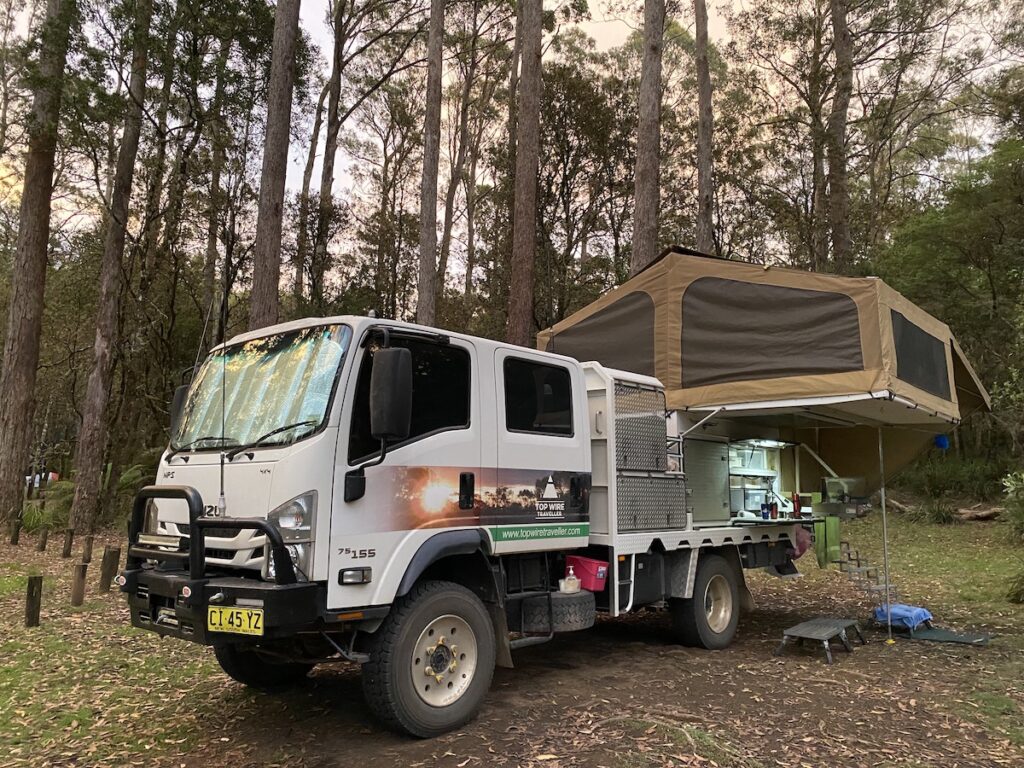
left=249, top=0, right=302, bottom=330
left=415, top=0, right=444, bottom=325
left=305, top=0, right=425, bottom=313
left=69, top=0, right=155, bottom=532
left=629, top=0, right=664, bottom=276
left=693, top=0, right=714, bottom=255
left=504, top=0, right=541, bottom=346
left=0, top=0, right=76, bottom=527
left=436, top=0, right=511, bottom=308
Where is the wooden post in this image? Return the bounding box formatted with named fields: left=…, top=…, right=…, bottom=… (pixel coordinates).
left=9, top=518, right=21, bottom=545
left=98, top=546, right=121, bottom=593
left=70, top=563, right=88, bottom=606
left=62, top=528, right=75, bottom=558
left=82, top=534, right=94, bottom=564
left=36, top=527, right=48, bottom=552
left=25, top=575, right=43, bottom=627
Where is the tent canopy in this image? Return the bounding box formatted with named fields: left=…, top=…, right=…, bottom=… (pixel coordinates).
left=538, top=247, right=990, bottom=428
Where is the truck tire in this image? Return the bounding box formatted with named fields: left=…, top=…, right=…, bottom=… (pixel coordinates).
left=362, top=580, right=496, bottom=738
left=520, top=590, right=596, bottom=633
left=669, top=554, right=739, bottom=650
left=213, top=644, right=313, bottom=691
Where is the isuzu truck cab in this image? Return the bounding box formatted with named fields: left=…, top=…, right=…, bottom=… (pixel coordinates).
left=121, top=316, right=799, bottom=736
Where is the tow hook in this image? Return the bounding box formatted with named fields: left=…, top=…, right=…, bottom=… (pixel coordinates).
left=209, top=591, right=225, bottom=604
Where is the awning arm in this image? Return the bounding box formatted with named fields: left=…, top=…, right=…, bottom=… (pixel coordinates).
left=680, top=407, right=724, bottom=438
left=799, top=443, right=839, bottom=478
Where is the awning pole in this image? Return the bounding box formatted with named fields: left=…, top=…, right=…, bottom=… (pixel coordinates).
left=877, top=427, right=893, bottom=643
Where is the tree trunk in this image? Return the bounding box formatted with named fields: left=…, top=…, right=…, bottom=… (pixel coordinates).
left=294, top=80, right=329, bottom=302
left=463, top=150, right=478, bottom=295
left=138, top=0, right=181, bottom=289
left=694, top=0, right=714, bottom=255
left=437, top=8, right=479, bottom=307
left=808, top=5, right=828, bottom=272
left=415, top=0, right=445, bottom=327
left=69, top=0, right=154, bottom=532
left=505, top=0, right=541, bottom=347
left=0, top=0, right=74, bottom=526
left=202, top=38, right=231, bottom=329
left=828, top=0, right=854, bottom=272
left=249, top=0, right=302, bottom=331
left=506, top=6, right=522, bottom=161
left=310, top=1, right=347, bottom=312
left=630, top=0, right=665, bottom=276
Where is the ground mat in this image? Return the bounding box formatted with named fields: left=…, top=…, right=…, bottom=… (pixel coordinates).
left=909, top=626, right=991, bottom=645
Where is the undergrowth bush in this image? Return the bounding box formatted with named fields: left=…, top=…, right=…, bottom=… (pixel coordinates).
left=1003, top=472, right=1024, bottom=544
left=905, top=497, right=960, bottom=525
left=20, top=480, right=75, bottom=531
left=19, top=447, right=162, bottom=531
left=1009, top=571, right=1024, bottom=604
left=896, top=454, right=1008, bottom=500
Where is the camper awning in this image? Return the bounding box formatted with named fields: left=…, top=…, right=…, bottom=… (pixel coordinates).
left=538, top=247, right=991, bottom=426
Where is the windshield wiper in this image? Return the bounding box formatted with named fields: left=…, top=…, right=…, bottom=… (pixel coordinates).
left=166, top=435, right=240, bottom=461
left=225, top=420, right=319, bottom=461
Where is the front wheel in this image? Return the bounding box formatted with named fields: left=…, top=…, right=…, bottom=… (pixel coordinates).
left=214, top=643, right=313, bottom=691
left=362, top=580, right=496, bottom=738
left=670, top=554, right=739, bottom=650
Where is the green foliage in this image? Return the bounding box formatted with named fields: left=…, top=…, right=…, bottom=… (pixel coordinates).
left=18, top=480, right=74, bottom=532
left=919, top=498, right=960, bottom=526
left=895, top=454, right=1009, bottom=501
left=875, top=140, right=1024, bottom=455
left=1009, top=571, right=1024, bottom=604
left=1003, top=472, right=1024, bottom=544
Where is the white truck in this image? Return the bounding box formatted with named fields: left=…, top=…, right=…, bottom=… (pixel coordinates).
left=121, top=316, right=801, bottom=737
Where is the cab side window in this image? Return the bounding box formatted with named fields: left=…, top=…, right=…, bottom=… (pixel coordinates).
left=503, top=357, right=573, bottom=436
left=348, top=338, right=471, bottom=462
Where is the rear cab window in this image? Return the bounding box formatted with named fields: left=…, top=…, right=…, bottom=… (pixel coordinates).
left=503, top=357, right=574, bottom=437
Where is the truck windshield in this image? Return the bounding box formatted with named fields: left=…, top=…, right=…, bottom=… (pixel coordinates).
left=172, top=324, right=352, bottom=452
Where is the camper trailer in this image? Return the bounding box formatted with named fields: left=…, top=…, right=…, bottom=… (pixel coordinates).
left=120, top=251, right=989, bottom=738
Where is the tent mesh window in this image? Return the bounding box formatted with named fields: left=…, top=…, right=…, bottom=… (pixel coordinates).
left=545, top=291, right=656, bottom=375
left=680, top=277, right=864, bottom=388
left=890, top=310, right=951, bottom=399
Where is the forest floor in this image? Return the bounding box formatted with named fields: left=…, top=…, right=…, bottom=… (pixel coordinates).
left=1, top=513, right=1023, bottom=768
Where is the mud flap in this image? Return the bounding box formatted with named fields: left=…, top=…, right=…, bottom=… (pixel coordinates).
left=719, top=547, right=755, bottom=616
left=487, top=602, right=514, bottom=669
left=738, top=579, right=755, bottom=615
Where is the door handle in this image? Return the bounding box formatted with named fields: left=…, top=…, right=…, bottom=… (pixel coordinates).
left=459, top=472, right=475, bottom=510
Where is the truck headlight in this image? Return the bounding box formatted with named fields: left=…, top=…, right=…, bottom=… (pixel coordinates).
left=264, top=492, right=315, bottom=581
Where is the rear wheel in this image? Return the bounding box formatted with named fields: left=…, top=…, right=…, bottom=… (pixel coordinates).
left=670, top=554, right=739, bottom=650
left=362, top=581, right=496, bottom=738
left=214, top=643, right=313, bottom=691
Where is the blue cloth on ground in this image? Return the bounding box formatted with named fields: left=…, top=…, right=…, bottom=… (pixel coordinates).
left=873, top=603, right=933, bottom=630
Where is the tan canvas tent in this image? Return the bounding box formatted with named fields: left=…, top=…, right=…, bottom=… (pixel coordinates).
left=538, top=247, right=991, bottom=489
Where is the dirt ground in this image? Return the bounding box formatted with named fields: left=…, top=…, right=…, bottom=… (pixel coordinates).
left=2, top=518, right=1023, bottom=767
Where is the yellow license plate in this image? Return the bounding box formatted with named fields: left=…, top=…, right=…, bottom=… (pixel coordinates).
left=207, top=606, right=264, bottom=636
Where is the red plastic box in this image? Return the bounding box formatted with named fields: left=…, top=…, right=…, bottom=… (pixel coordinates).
left=566, top=555, right=609, bottom=592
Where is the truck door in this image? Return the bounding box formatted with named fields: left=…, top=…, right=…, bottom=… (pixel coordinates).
left=486, top=349, right=591, bottom=552
left=328, top=333, right=481, bottom=610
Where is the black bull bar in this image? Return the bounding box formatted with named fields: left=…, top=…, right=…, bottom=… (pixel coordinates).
left=126, top=484, right=298, bottom=584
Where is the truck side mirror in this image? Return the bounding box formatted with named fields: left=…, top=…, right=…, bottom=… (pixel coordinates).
left=170, top=384, right=189, bottom=436
left=370, top=347, right=412, bottom=441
